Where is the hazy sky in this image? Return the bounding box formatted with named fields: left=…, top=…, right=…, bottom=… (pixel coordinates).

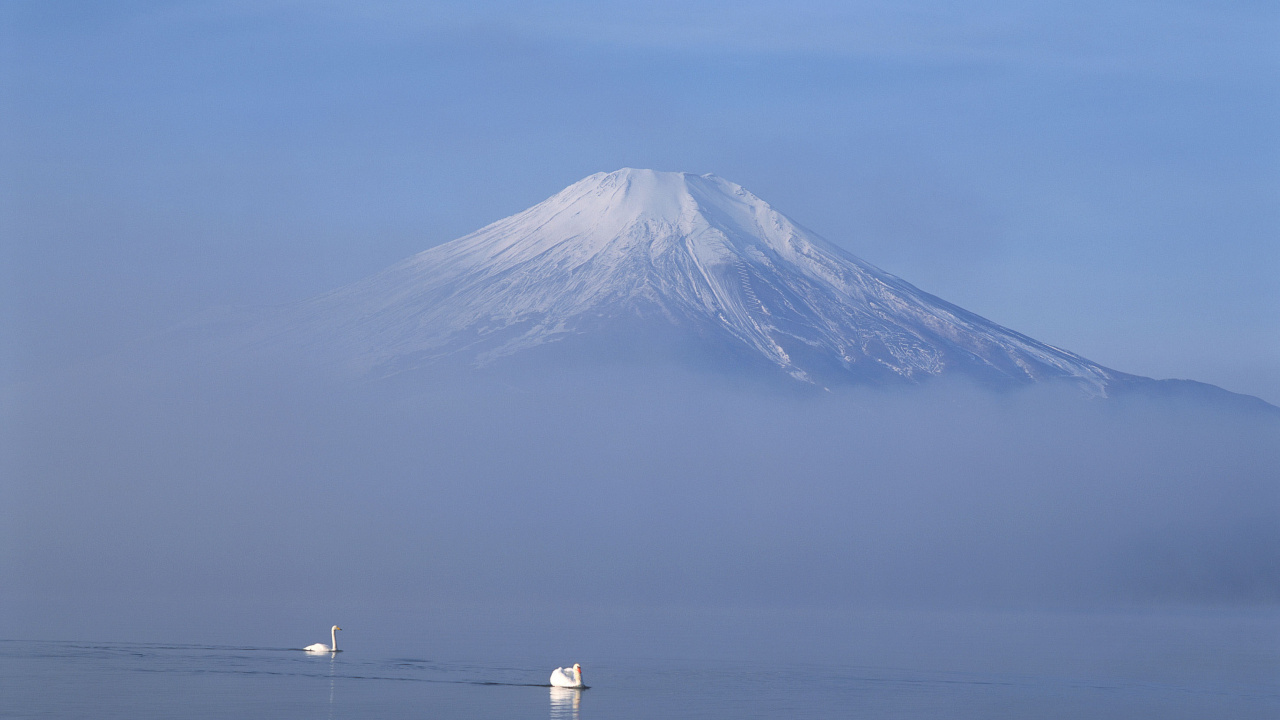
left=3, top=0, right=1278, bottom=403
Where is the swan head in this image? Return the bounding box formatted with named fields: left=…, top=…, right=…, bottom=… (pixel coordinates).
left=332, top=626, right=342, bottom=631
left=573, top=663, right=582, bottom=673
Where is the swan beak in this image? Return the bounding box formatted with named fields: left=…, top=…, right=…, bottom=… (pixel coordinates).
left=336, top=627, right=342, bottom=631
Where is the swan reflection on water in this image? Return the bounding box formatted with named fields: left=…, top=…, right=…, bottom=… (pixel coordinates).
left=327, top=653, right=336, bottom=720
left=549, top=686, right=582, bottom=720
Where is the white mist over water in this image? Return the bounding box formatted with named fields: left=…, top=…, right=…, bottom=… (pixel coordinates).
left=5, top=354, right=1277, bottom=644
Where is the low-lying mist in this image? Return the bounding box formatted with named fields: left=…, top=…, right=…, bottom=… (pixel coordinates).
left=4, top=350, right=1277, bottom=649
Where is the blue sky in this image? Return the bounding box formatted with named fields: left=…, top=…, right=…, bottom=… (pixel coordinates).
left=3, top=0, right=1278, bottom=402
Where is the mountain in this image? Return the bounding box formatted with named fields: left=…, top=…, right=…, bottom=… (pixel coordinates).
left=226, top=168, right=1264, bottom=406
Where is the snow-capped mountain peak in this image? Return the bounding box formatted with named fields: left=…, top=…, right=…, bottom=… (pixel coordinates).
left=293, top=169, right=1123, bottom=392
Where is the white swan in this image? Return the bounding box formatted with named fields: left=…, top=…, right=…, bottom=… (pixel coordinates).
left=304, top=625, right=342, bottom=653
left=550, top=663, right=584, bottom=688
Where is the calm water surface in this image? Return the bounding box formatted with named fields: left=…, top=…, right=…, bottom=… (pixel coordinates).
left=4, top=610, right=1277, bottom=719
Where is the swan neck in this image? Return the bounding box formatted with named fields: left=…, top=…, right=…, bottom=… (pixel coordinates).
left=331, top=627, right=337, bottom=651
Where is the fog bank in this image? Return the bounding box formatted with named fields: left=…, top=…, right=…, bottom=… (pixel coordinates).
left=4, top=352, right=1277, bottom=645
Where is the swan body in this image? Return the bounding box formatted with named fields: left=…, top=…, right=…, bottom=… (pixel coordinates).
left=550, top=663, right=584, bottom=688
left=304, top=625, right=342, bottom=653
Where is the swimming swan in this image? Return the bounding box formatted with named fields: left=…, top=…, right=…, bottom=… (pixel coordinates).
left=550, top=663, right=584, bottom=688
left=304, top=625, right=342, bottom=653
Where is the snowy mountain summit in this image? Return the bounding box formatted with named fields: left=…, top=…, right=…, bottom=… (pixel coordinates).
left=295, top=168, right=1127, bottom=392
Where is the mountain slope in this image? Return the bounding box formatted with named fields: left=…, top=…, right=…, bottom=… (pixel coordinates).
left=269, top=168, right=1134, bottom=393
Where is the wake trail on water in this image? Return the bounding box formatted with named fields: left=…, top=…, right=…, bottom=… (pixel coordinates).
left=25, top=641, right=557, bottom=688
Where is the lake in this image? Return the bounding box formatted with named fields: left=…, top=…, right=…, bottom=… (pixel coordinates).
left=4, top=608, right=1276, bottom=718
